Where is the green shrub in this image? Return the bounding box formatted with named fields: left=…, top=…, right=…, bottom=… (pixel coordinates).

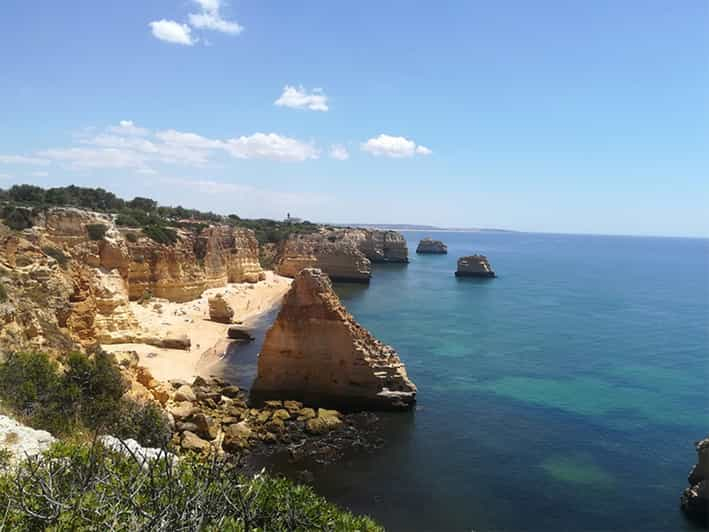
left=112, top=399, right=172, bottom=447
left=41, top=245, right=70, bottom=268
left=3, top=206, right=33, bottom=230
left=125, top=231, right=138, bottom=243
left=115, top=212, right=141, bottom=227
left=0, top=351, right=170, bottom=447
left=86, top=223, right=108, bottom=241
left=0, top=441, right=382, bottom=531
left=143, top=224, right=178, bottom=245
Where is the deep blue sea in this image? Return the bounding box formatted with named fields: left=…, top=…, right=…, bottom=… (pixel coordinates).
left=225, top=231, right=709, bottom=531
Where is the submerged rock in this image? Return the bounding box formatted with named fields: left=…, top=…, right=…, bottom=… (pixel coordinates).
left=416, top=238, right=448, bottom=254
left=455, top=255, right=496, bottom=278
left=252, top=268, right=417, bottom=410
left=681, top=436, right=709, bottom=526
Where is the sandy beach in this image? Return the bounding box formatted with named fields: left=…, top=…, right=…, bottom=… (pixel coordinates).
left=103, top=271, right=291, bottom=382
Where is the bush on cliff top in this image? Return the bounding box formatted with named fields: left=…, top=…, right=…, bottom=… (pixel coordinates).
left=86, top=223, right=108, bottom=240
left=142, top=224, right=178, bottom=245
left=0, top=441, right=382, bottom=531
left=0, top=351, right=170, bottom=446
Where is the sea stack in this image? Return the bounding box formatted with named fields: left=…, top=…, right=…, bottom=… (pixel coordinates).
left=681, top=436, right=709, bottom=526
left=252, top=268, right=417, bottom=410
left=416, top=238, right=448, bottom=254
left=455, top=255, right=496, bottom=278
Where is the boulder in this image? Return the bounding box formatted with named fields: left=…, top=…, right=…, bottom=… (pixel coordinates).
left=0, top=415, right=55, bottom=464
left=252, top=268, right=417, bottom=410
left=168, top=401, right=196, bottom=421
left=180, top=431, right=210, bottom=452
left=190, top=413, right=218, bottom=440
left=159, top=334, right=191, bottom=350
left=174, top=384, right=196, bottom=403
left=305, top=409, right=344, bottom=435
left=221, top=385, right=241, bottom=398
left=208, top=294, right=234, bottom=324
left=222, top=422, right=253, bottom=452
left=227, top=326, right=254, bottom=342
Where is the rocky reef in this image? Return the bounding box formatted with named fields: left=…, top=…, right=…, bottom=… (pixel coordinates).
left=0, top=207, right=264, bottom=354
left=455, top=255, right=496, bottom=278
left=276, top=228, right=408, bottom=282
left=416, top=237, right=448, bottom=254
left=681, top=436, right=709, bottom=526
left=252, top=268, right=417, bottom=410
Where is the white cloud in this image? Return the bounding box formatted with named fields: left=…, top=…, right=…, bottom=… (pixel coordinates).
left=415, top=145, right=432, bottom=156
left=330, top=144, right=349, bottom=161
left=188, top=12, right=243, bottom=34
left=0, top=154, right=51, bottom=166
left=6, top=122, right=319, bottom=174
left=188, top=0, right=243, bottom=35
left=108, top=120, right=149, bottom=136
left=0, top=174, right=10, bottom=180
left=226, top=133, right=319, bottom=161
left=31, top=171, right=49, bottom=177
left=361, top=134, right=432, bottom=158
left=274, top=85, right=329, bottom=112
left=149, top=20, right=196, bottom=45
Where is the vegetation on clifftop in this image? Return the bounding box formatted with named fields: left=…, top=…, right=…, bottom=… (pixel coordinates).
left=0, top=184, right=320, bottom=246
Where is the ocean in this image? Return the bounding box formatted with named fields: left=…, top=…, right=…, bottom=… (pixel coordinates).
left=224, top=231, right=709, bottom=531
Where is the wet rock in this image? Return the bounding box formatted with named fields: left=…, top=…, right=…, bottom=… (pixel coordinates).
left=221, top=385, right=241, bottom=398
left=305, top=409, right=343, bottom=435
left=682, top=436, right=709, bottom=526
left=272, top=409, right=291, bottom=421
left=297, top=407, right=316, bottom=421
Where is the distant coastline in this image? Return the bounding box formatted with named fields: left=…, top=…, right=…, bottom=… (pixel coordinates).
left=335, top=223, right=518, bottom=233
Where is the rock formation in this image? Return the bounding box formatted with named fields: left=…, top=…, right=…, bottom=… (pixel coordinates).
left=208, top=294, right=234, bottom=323
left=126, top=225, right=265, bottom=303
left=416, top=237, right=448, bottom=254
left=0, top=207, right=265, bottom=355
left=455, top=255, right=496, bottom=278
left=275, top=228, right=408, bottom=282
left=276, top=230, right=372, bottom=282
left=681, top=436, right=709, bottom=526
left=252, top=268, right=417, bottom=410
left=0, top=415, right=56, bottom=464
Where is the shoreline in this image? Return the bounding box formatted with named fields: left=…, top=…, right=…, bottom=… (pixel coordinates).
left=103, top=271, right=291, bottom=382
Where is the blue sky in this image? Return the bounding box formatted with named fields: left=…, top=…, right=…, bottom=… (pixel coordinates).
left=1, top=0, right=707, bottom=237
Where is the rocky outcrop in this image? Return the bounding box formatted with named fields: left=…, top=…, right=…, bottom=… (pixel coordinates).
left=0, top=415, right=56, bottom=464
left=0, top=207, right=266, bottom=355
left=253, top=268, right=417, bottom=410
left=357, top=230, right=408, bottom=263
left=455, top=255, right=496, bottom=278
left=681, top=436, right=709, bottom=526
left=276, top=230, right=372, bottom=283
left=126, top=225, right=265, bottom=303
left=208, top=294, right=234, bottom=323
left=416, top=238, right=447, bottom=254
left=275, top=228, right=408, bottom=282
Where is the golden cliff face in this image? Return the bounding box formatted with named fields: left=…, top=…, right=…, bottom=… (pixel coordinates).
left=0, top=208, right=265, bottom=355
left=275, top=228, right=409, bottom=282
left=253, top=268, right=417, bottom=410
left=126, top=225, right=265, bottom=303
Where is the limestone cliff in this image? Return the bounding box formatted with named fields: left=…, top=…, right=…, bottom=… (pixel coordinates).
left=126, top=225, right=264, bottom=303
left=253, top=268, right=417, bottom=410
left=0, top=207, right=265, bottom=355
left=275, top=228, right=408, bottom=282
left=276, top=230, right=372, bottom=283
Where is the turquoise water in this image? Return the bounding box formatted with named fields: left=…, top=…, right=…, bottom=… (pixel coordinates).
left=314, top=232, right=709, bottom=531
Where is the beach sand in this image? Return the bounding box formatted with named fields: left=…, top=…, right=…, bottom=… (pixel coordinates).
left=103, top=271, right=291, bottom=382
